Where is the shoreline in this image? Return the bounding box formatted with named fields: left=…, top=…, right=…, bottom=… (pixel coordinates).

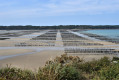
left=0, top=29, right=119, bottom=70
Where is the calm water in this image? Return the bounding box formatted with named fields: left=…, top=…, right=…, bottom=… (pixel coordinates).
left=81, top=29, right=119, bottom=39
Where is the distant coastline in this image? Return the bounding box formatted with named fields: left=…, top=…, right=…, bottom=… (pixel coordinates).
left=0, top=25, right=119, bottom=30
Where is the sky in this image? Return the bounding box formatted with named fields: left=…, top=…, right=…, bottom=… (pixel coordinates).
left=0, top=0, right=119, bottom=26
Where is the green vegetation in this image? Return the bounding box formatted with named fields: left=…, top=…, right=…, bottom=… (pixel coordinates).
left=0, top=54, right=119, bottom=80
left=0, top=25, right=119, bottom=30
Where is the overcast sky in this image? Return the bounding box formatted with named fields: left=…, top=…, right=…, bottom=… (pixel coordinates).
left=0, top=0, right=119, bottom=25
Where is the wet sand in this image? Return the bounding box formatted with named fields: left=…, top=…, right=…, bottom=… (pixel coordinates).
left=0, top=30, right=119, bottom=71
left=0, top=50, right=64, bottom=71
left=0, top=49, right=33, bottom=56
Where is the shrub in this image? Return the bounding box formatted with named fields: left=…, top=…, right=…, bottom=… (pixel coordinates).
left=36, top=63, right=61, bottom=80
left=36, top=54, right=85, bottom=80
left=78, top=57, right=111, bottom=73
left=112, top=57, right=119, bottom=62
left=98, top=63, right=119, bottom=80
left=48, top=54, right=82, bottom=65
left=0, top=67, right=35, bottom=80
left=37, top=64, right=85, bottom=80
left=58, top=65, right=85, bottom=80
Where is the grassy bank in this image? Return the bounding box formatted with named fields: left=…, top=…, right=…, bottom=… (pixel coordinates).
left=0, top=54, right=119, bottom=80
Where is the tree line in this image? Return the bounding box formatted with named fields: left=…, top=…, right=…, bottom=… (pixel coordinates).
left=0, top=25, right=119, bottom=30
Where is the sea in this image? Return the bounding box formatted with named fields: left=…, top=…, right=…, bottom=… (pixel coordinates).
left=81, top=29, right=119, bottom=39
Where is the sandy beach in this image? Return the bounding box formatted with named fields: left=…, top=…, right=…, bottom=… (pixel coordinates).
left=0, top=30, right=119, bottom=71
left=0, top=50, right=64, bottom=71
